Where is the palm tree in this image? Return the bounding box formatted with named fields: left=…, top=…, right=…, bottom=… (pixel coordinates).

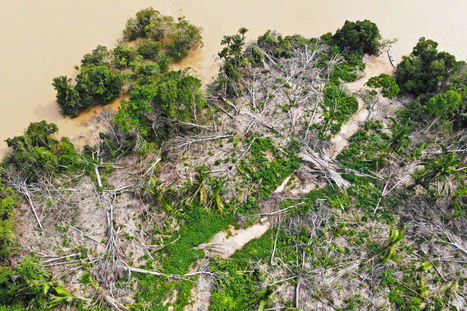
left=386, top=118, right=411, bottom=155
left=415, top=146, right=465, bottom=194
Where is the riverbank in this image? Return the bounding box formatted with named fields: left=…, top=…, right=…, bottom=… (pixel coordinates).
left=2, top=13, right=465, bottom=309
left=1, top=0, right=466, bottom=154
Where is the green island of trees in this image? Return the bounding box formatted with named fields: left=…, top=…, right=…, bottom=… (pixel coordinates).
left=0, top=12, right=466, bottom=311
left=53, top=8, right=202, bottom=117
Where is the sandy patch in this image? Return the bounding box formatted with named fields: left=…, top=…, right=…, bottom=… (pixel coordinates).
left=328, top=54, right=395, bottom=158
left=345, top=54, right=395, bottom=93
left=197, top=220, right=271, bottom=259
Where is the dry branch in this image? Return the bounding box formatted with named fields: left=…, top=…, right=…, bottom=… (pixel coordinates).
left=173, top=119, right=213, bottom=131
left=126, top=266, right=216, bottom=280
left=209, top=101, right=234, bottom=118
left=94, top=165, right=103, bottom=188
left=60, top=217, right=105, bottom=246
left=299, top=147, right=350, bottom=189
left=219, top=96, right=240, bottom=115
left=175, top=134, right=233, bottom=149
left=12, top=180, right=43, bottom=231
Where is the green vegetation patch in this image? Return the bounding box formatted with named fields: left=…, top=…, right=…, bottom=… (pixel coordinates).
left=0, top=257, right=73, bottom=310
left=320, top=82, right=359, bottom=138
left=366, top=73, right=400, bottom=99
left=4, top=121, right=84, bottom=182
left=53, top=8, right=202, bottom=117
left=238, top=137, right=302, bottom=201
left=209, top=230, right=274, bottom=311
left=0, top=183, right=17, bottom=260
left=134, top=204, right=234, bottom=310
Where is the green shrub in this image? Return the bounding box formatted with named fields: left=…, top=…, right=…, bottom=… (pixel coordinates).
left=4, top=121, right=83, bottom=181
left=0, top=257, right=73, bottom=309
left=210, top=231, right=274, bottom=310
left=395, top=37, right=463, bottom=96
left=366, top=74, right=400, bottom=98
left=320, top=83, right=359, bottom=138
left=0, top=183, right=17, bottom=260
left=333, top=20, right=381, bottom=55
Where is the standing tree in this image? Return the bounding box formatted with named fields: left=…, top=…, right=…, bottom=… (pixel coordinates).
left=4, top=121, right=81, bottom=181
left=217, top=27, right=248, bottom=98
left=415, top=147, right=465, bottom=193
left=395, top=37, right=462, bottom=96
left=52, top=76, right=80, bottom=116
left=333, top=19, right=381, bottom=55
left=424, top=89, right=462, bottom=121
left=366, top=74, right=400, bottom=99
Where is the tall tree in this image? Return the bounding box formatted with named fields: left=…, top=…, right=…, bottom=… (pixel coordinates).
left=333, top=20, right=381, bottom=55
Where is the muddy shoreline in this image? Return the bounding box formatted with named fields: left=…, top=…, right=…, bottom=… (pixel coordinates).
left=1, top=0, right=466, bottom=155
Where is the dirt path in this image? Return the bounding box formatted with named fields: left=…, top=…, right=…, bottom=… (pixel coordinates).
left=329, top=54, right=394, bottom=157
left=184, top=220, right=271, bottom=311
left=198, top=220, right=271, bottom=259
left=346, top=54, right=395, bottom=92
left=185, top=54, right=396, bottom=311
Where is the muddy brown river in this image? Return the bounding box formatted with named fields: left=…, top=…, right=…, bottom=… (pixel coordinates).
left=1, top=0, right=466, bottom=154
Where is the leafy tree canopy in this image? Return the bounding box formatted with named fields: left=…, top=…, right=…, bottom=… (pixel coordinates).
left=53, top=65, right=122, bottom=117
left=122, top=8, right=202, bottom=61
left=112, top=44, right=138, bottom=69
left=53, top=8, right=201, bottom=118
left=114, top=70, right=205, bottom=145
left=4, top=121, right=82, bottom=181
left=424, top=89, right=462, bottom=121
left=80, top=45, right=111, bottom=67
left=333, top=19, right=381, bottom=56
left=395, top=37, right=463, bottom=97
left=366, top=73, right=400, bottom=99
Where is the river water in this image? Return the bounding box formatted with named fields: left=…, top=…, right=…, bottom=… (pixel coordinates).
left=0, top=0, right=466, bottom=153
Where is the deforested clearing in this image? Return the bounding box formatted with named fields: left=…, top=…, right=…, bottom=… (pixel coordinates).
left=0, top=10, right=465, bottom=311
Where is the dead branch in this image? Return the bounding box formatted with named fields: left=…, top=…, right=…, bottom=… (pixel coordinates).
left=209, top=101, right=234, bottom=118
left=43, top=259, right=84, bottom=267
left=304, top=101, right=319, bottom=142
left=270, top=220, right=281, bottom=265
left=299, top=147, right=350, bottom=189
left=126, top=266, right=216, bottom=280
left=103, top=185, right=135, bottom=194
left=295, top=276, right=302, bottom=309
left=173, top=119, right=213, bottom=131
left=102, top=292, right=130, bottom=311
left=141, top=235, right=181, bottom=252
left=93, top=193, right=125, bottom=291
left=60, top=217, right=105, bottom=246
left=219, top=96, right=240, bottom=115
left=11, top=180, right=43, bottom=231
left=175, top=134, right=233, bottom=149
left=94, top=165, right=103, bottom=188
left=143, top=158, right=161, bottom=175
left=228, top=137, right=257, bottom=175
left=436, top=226, right=467, bottom=256
left=243, top=111, right=279, bottom=132
left=260, top=202, right=305, bottom=217
left=42, top=253, right=80, bottom=264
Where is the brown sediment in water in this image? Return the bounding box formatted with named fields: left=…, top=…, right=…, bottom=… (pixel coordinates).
left=0, top=0, right=466, bottom=155
left=61, top=96, right=128, bottom=150
left=171, top=48, right=204, bottom=76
